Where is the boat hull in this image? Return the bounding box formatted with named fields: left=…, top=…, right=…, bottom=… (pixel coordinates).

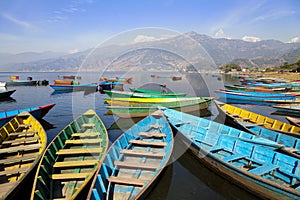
left=0, top=90, right=16, bottom=99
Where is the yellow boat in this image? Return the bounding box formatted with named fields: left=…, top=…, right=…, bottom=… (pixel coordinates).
left=0, top=112, right=47, bottom=199
left=104, top=97, right=210, bottom=106
left=214, top=100, right=300, bottom=137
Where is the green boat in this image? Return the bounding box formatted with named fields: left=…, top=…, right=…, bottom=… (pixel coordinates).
left=30, top=110, right=108, bottom=200
left=129, top=87, right=186, bottom=96
left=104, top=90, right=186, bottom=98
left=106, top=97, right=213, bottom=118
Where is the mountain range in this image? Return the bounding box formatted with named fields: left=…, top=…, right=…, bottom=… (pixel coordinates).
left=1, top=31, right=300, bottom=72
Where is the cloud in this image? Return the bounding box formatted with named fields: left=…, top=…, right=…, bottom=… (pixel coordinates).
left=251, top=10, right=296, bottom=23
left=213, top=28, right=231, bottom=39
left=242, top=36, right=261, bottom=42
left=68, top=48, right=79, bottom=54
left=132, top=34, right=174, bottom=44
left=1, top=13, right=32, bottom=29
left=287, top=37, right=300, bottom=43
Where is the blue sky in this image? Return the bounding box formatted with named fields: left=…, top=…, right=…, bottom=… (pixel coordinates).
left=0, top=0, right=299, bottom=54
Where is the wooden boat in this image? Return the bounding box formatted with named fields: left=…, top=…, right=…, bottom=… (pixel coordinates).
left=0, top=103, right=55, bottom=127
left=105, top=97, right=213, bottom=106
left=0, top=112, right=47, bottom=199
left=49, top=83, right=98, bottom=91
left=214, top=100, right=300, bottom=137
left=263, top=99, right=300, bottom=104
left=161, top=107, right=300, bottom=199
left=104, top=90, right=186, bottom=98
left=88, top=110, right=173, bottom=200
left=99, top=77, right=132, bottom=84
left=130, top=87, right=186, bottom=96
left=30, top=110, right=108, bottom=200
left=0, top=89, right=16, bottom=99
left=215, top=89, right=297, bottom=102
left=272, top=105, right=300, bottom=117
left=224, top=84, right=289, bottom=92
left=105, top=97, right=213, bottom=118
left=286, top=116, right=300, bottom=127
left=98, top=81, right=124, bottom=93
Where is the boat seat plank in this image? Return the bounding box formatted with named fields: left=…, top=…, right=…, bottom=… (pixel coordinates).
left=248, top=163, right=279, bottom=176
left=56, top=148, right=102, bottom=155
left=0, top=166, right=29, bottom=176
left=129, top=140, right=167, bottom=147
left=81, top=123, right=95, bottom=128
left=8, top=131, right=37, bottom=137
left=53, top=159, right=98, bottom=168
left=139, top=132, right=166, bottom=138
left=0, top=181, right=20, bottom=193
left=107, top=176, right=145, bottom=186
left=121, top=149, right=165, bottom=157
left=0, top=143, right=42, bottom=154
left=2, top=136, right=40, bottom=145
left=65, top=139, right=102, bottom=145
left=231, top=114, right=239, bottom=117
left=0, top=154, right=37, bottom=165
left=114, top=161, right=160, bottom=170
left=223, top=154, right=246, bottom=162
left=51, top=172, right=90, bottom=180
left=71, top=132, right=100, bottom=137
left=150, top=125, right=162, bottom=129
left=18, top=124, right=31, bottom=129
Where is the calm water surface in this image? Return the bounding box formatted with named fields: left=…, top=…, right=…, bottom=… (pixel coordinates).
left=0, top=71, right=290, bottom=199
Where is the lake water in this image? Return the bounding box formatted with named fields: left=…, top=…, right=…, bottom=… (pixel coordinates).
left=0, top=71, right=290, bottom=199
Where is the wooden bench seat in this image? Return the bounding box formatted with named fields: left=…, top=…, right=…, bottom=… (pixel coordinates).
left=0, top=166, right=29, bottom=176
left=81, top=123, right=95, bottom=128
left=129, top=140, right=167, bottom=147
left=8, top=131, right=37, bottom=137
left=150, top=125, right=162, bottom=129
left=121, top=149, right=165, bottom=157
left=56, top=148, right=102, bottom=155
left=65, top=139, right=102, bottom=145
left=223, top=154, right=246, bottom=162
left=139, top=132, right=166, bottom=138
left=114, top=161, right=160, bottom=170
left=18, top=124, right=31, bottom=129
left=107, top=176, right=145, bottom=187
left=2, top=136, right=40, bottom=145
left=51, top=172, right=90, bottom=180
left=0, top=181, right=20, bottom=193
left=71, top=132, right=100, bottom=137
left=53, top=160, right=98, bottom=168
left=0, top=143, right=42, bottom=154
left=0, top=154, right=37, bottom=165
left=248, top=163, right=279, bottom=176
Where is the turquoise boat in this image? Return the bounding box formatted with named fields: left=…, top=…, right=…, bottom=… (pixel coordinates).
left=215, top=89, right=297, bottom=102
left=161, top=107, right=300, bottom=199
left=129, top=87, right=186, bottom=96
left=104, top=90, right=186, bottom=98
left=49, top=83, right=98, bottom=91
left=88, top=110, right=173, bottom=200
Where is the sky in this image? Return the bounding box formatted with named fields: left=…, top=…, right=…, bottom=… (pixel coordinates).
left=0, top=0, right=299, bottom=54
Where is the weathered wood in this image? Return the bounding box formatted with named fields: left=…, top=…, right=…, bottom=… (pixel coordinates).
left=71, top=132, right=100, bottom=137
left=18, top=124, right=31, bottom=129
left=51, top=172, right=90, bottom=180
left=53, top=160, right=98, bottom=168
left=0, top=166, right=29, bottom=176
left=223, top=154, right=246, bottom=162
left=56, top=148, right=102, bottom=155
left=248, top=163, right=279, bottom=176
left=107, top=176, right=145, bottom=186
left=0, top=181, right=20, bottom=193
left=114, top=161, right=160, bottom=170
left=8, top=131, right=37, bottom=137
left=129, top=140, right=167, bottom=147
left=0, top=154, right=37, bottom=165
left=0, top=143, right=42, bottom=154
left=2, top=136, right=40, bottom=145
left=121, top=149, right=165, bottom=157
left=65, top=138, right=102, bottom=145
left=81, top=123, right=95, bottom=128
left=139, top=132, right=166, bottom=138
left=150, top=124, right=162, bottom=129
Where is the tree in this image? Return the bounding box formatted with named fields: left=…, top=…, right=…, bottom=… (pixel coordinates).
left=220, top=63, right=241, bottom=73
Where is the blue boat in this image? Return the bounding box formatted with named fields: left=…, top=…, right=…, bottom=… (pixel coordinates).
left=215, top=89, right=297, bottom=102
left=49, top=83, right=98, bottom=91
left=272, top=105, right=300, bottom=117
left=88, top=110, right=174, bottom=200
left=161, top=107, right=300, bottom=199
left=0, top=103, right=55, bottom=127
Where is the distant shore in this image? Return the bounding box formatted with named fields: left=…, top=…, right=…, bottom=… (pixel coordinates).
left=228, top=72, right=300, bottom=81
